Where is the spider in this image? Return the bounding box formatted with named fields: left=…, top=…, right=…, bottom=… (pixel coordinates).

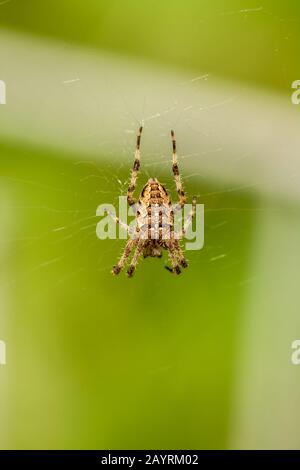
left=107, top=127, right=196, bottom=277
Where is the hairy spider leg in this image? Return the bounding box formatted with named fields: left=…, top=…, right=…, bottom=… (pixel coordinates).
left=127, top=126, right=143, bottom=206
left=171, top=130, right=186, bottom=208
left=112, top=239, right=138, bottom=275
left=104, top=208, right=136, bottom=236
left=165, top=239, right=182, bottom=275
left=127, top=241, right=145, bottom=277
left=173, top=239, right=188, bottom=268
left=174, top=196, right=197, bottom=238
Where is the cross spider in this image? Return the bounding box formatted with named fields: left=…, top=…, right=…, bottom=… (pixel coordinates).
left=108, top=127, right=196, bottom=277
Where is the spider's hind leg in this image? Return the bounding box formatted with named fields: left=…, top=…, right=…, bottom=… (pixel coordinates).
left=112, top=239, right=137, bottom=275
left=127, top=241, right=145, bottom=277
left=165, top=240, right=181, bottom=275
left=165, top=265, right=181, bottom=275
left=174, top=239, right=188, bottom=268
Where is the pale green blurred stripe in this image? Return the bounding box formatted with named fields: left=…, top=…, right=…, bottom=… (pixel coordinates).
left=1, top=29, right=300, bottom=203
left=0, top=185, right=14, bottom=448
left=230, top=202, right=300, bottom=449
left=1, top=0, right=300, bottom=92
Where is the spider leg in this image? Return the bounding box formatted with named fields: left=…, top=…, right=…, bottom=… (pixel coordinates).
left=171, top=130, right=186, bottom=208
left=165, top=240, right=181, bottom=275
left=183, top=196, right=196, bottom=235
left=172, top=203, right=183, bottom=213
left=104, top=208, right=136, bottom=236
left=174, top=196, right=196, bottom=238
left=127, top=241, right=144, bottom=277
left=127, top=126, right=143, bottom=206
left=112, top=239, right=137, bottom=275
left=173, top=239, right=188, bottom=268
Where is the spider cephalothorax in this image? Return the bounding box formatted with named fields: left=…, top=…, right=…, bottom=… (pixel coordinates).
left=107, top=127, right=196, bottom=277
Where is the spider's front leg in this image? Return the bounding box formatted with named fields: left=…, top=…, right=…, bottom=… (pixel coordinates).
left=171, top=130, right=186, bottom=208
left=127, top=126, right=143, bottom=206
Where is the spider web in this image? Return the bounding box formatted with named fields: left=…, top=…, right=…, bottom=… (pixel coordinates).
left=0, top=60, right=264, bottom=294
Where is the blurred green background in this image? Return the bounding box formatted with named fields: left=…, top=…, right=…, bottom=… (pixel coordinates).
left=0, top=0, right=300, bottom=450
